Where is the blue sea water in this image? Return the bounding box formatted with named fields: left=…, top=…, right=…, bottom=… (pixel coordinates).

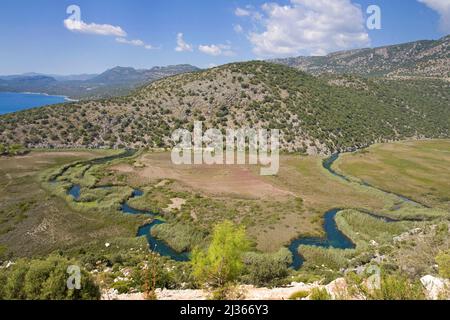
left=0, top=92, right=68, bottom=115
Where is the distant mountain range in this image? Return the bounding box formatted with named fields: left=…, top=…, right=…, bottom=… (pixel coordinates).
left=0, top=64, right=200, bottom=99
left=272, top=35, right=449, bottom=79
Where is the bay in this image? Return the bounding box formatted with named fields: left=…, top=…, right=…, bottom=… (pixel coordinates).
left=0, top=92, right=69, bottom=115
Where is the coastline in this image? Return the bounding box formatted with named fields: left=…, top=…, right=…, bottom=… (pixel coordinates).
left=0, top=91, right=77, bottom=116
left=17, top=91, right=78, bottom=102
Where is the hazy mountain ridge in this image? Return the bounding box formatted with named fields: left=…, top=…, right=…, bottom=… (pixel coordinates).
left=272, top=35, right=450, bottom=79
left=88, top=64, right=199, bottom=85
left=0, top=64, right=200, bottom=99
left=1, top=61, right=448, bottom=155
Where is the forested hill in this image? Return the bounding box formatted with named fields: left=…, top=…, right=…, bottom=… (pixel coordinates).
left=0, top=62, right=449, bottom=155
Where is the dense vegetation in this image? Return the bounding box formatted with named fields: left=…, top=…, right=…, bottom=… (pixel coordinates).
left=0, top=61, right=448, bottom=154
left=0, top=143, right=27, bottom=156
left=0, top=255, right=100, bottom=300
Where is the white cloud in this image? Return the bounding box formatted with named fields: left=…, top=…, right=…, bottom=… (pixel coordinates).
left=64, top=16, right=155, bottom=50
left=235, top=7, right=251, bottom=17
left=235, top=6, right=263, bottom=20
left=419, top=0, right=450, bottom=32
left=198, top=43, right=235, bottom=56
left=116, top=38, right=154, bottom=50
left=234, top=24, right=244, bottom=34
left=175, top=33, right=193, bottom=52
left=246, top=0, right=370, bottom=57
left=64, top=19, right=126, bottom=37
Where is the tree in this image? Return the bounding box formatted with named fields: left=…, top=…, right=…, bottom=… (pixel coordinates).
left=191, top=221, right=250, bottom=294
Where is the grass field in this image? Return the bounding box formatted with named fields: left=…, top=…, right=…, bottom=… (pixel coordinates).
left=335, top=140, right=450, bottom=210
left=0, top=150, right=144, bottom=259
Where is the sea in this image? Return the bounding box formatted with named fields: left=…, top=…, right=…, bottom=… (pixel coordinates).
left=0, top=92, right=69, bottom=115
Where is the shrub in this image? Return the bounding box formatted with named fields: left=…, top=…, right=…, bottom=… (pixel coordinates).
left=0, top=271, right=7, bottom=299
left=151, top=223, right=207, bottom=253
left=436, top=251, right=450, bottom=279
left=0, top=143, right=27, bottom=156
left=111, top=281, right=133, bottom=294
left=309, top=288, right=331, bottom=300
left=242, top=248, right=292, bottom=286
left=0, top=245, right=7, bottom=261
left=0, top=255, right=100, bottom=300
left=289, top=290, right=310, bottom=300
left=369, top=273, right=425, bottom=300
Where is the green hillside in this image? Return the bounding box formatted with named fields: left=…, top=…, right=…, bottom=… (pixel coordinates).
left=0, top=62, right=449, bottom=154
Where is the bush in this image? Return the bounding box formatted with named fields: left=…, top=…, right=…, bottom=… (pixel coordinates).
left=111, top=280, right=133, bottom=294
left=0, top=245, right=7, bottom=261
left=0, top=255, right=100, bottom=300
left=0, top=144, right=27, bottom=156
left=369, top=274, right=425, bottom=300
left=436, top=251, right=450, bottom=279
left=0, top=272, right=6, bottom=299
left=309, top=288, right=331, bottom=300
left=151, top=223, right=207, bottom=253
left=242, top=248, right=292, bottom=286
left=289, top=290, right=310, bottom=300
left=4, top=260, right=29, bottom=299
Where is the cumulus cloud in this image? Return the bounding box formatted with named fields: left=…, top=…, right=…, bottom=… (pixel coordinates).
left=64, top=18, right=126, bottom=37
left=175, top=33, right=193, bottom=52
left=419, top=0, right=450, bottom=32
left=198, top=43, right=235, bottom=56
left=116, top=38, right=154, bottom=50
left=244, top=0, right=370, bottom=57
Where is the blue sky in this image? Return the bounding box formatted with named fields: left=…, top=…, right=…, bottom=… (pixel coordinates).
left=0, top=0, right=448, bottom=75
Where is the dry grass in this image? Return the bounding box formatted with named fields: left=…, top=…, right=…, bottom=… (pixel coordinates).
left=111, top=152, right=293, bottom=200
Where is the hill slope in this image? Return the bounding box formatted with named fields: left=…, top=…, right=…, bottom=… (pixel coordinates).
left=0, top=62, right=449, bottom=154
left=272, top=35, right=450, bottom=79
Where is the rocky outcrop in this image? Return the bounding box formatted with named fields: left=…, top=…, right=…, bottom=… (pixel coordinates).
left=420, top=275, right=449, bottom=300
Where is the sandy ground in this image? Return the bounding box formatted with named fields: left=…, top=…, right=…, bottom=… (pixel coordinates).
left=167, top=198, right=187, bottom=211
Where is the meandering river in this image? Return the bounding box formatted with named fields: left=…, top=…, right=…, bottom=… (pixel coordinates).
left=286, top=153, right=426, bottom=269
left=62, top=150, right=422, bottom=270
